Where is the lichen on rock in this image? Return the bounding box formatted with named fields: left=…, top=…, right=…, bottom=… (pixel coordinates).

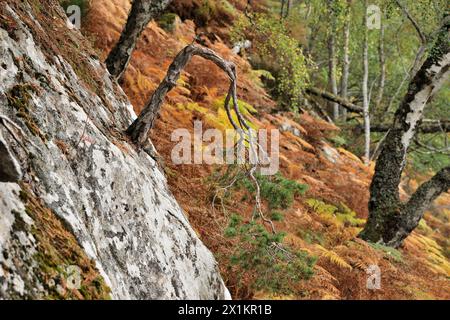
left=0, top=0, right=229, bottom=300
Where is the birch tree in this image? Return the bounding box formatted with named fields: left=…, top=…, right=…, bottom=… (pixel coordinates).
left=375, top=16, right=386, bottom=111
left=361, top=0, right=370, bottom=163
left=327, top=0, right=339, bottom=121
left=339, top=0, right=351, bottom=120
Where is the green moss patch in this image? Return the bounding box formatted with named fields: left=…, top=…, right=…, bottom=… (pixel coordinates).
left=6, top=83, right=46, bottom=141
left=18, top=183, right=111, bottom=300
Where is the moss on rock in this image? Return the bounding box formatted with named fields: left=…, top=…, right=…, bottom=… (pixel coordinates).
left=18, top=183, right=111, bottom=300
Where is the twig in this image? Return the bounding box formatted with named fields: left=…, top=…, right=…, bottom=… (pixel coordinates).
left=74, top=115, right=90, bottom=149
left=395, top=0, right=427, bottom=44
left=370, top=129, right=390, bottom=162
left=0, top=114, right=36, bottom=150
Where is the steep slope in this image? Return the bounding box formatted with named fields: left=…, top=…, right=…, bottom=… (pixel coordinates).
left=0, top=0, right=229, bottom=299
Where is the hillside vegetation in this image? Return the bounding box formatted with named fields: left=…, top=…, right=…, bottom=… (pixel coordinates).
left=74, top=0, right=448, bottom=299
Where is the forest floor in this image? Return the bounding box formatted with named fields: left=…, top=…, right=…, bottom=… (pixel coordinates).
left=83, top=0, right=449, bottom=299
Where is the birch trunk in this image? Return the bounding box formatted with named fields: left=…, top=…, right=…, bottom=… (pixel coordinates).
left=362, top=0, right=370, bottom=164
left=340, top=2, right=351, bottom=120
left=375, top=18, right=386, bottom=111
left=359, top=16, right=450, bottom=247
left=328, top=0, right=339, bottom=120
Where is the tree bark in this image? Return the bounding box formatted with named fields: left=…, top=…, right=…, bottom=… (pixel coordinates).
left=340, top=1, right=351, bottom=120
left=280, top=0, right=286, bottom=19
left=328, top=0, right=339, bottom=121
left=105, top=0, right=173, bottom=80
left=375, top=18, right=386, bottom=111
left=359, top=15, right=450, bottom=248
left=362, top=0, right=370, bottom=164
left=397, top=166, right=450, bottom=235
left=127, top=44, right=248, bottom=146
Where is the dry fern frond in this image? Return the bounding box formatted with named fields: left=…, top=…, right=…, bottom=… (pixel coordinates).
left=306, top=199, right=337, bottom=215
left=408, top=234, right=450, bottom=277
left=315, top=245, right=353, bottom=271
left=350, top=260, right=367, bottom=271
left=136, top=69, right=153, bottom=91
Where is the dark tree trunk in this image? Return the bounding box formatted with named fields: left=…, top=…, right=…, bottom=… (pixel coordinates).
left=280, top=0, right=285, bottom=19
left=105, top=0, right=173, bottom=80
left=285, top=0, right=291, bottom=19
left=359, top=16, right=450, bottom=248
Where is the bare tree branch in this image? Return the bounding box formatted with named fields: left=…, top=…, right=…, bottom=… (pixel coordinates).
left=127, top=44, right=249, bottom=146
left=394, top=0, right=429, bottom=77
left=365, top=120, right=450, bottom=134
left=305, top=87, right=363, bottom=114
left=386, top=166, right=450, bottom=246
left=306, top=98, right=334, bottom=124
left=395, top=0, right=427, bottom=44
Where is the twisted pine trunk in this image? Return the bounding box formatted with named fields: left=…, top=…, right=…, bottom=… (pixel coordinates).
left=127, top=44, right=248, bottom=146
left=105, top=0, right=173, bottom=80
left=359, top=15, right=450, bottom=248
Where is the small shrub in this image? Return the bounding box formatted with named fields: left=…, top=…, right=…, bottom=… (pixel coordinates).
left=335, top=203, right=366, bottom=227
left=202, top=96, right=258, bottom=131
left=306, top=199, right=365, bottom=227
left=368, top=242, right=403, bottom=263
left=271, top=211, right=284, bottom=221
left=194, top=0, right=236, bottom=27
left=156, top=13, right=179, bottom=33
left=315, top=245, right=353, bottom=270
left=305, top=198, right=337, bottom=215
left=298, top=229, right=325, bottom=245
left=212, top=95, right=257, bottom=116
left=328, top=135, right=347, bottom=148
left=59, top=0, right=89, bottom=17
left=241, top=173, right=308, bottom=209
left=225, top=214, right=316, bottom=294
left=232, top=13, right=311, bottom=109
